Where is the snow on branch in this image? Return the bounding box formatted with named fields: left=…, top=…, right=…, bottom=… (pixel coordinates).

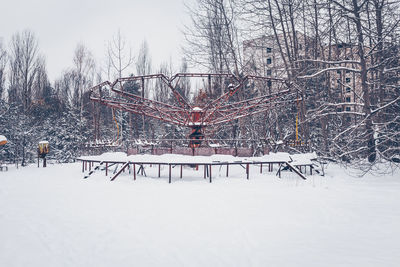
left=332, top=114, right=370, bottom=142
left=295, top=59, right=361, bottom=65
left=324, top=102, right=364, bottom=107
left=298, top=67, right=361, bottom=79
left=306, top=111, right=365, bottom=120
left=332, top=96, right=400, bottom=142
left=371, top=96, right=400, bottom=116
left=384, top=66, right=400, bottom=73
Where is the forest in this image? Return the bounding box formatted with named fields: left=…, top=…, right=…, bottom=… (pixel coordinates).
left=0, top=0, right=399, bottom=173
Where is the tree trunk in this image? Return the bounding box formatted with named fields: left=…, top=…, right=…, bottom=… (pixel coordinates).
left=352, top=0, right=376, bottom=162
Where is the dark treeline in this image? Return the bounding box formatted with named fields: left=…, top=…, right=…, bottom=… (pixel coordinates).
left=0, top=30, right=188, bottom=165
left=0, top=31, right=109, bottom=164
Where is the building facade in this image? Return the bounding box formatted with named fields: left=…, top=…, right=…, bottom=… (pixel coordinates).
left=243, top=35, right=366, bottom=120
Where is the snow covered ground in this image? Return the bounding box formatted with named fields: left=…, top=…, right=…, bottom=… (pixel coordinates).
left=0, top=157, right=399, bottom=267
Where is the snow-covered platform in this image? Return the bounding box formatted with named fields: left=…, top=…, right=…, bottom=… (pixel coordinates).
left=77, top=152, right=319, bottom=182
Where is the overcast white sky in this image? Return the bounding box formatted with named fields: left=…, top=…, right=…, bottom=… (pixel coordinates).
left=0, top=0, right=194, bottom=81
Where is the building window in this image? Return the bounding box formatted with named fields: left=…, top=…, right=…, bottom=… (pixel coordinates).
left=346, top=69, right=350, bottom=73
left=346, top=116, right=351, bottom=122
left=346, top=77, right=351, bottom=83
left=346, top=87, right=351, bottom=93
left=337, top=70, right=341, bottom=74
left=266, top=69, right=272, bottom=76
left=345, top=97, right=351, bottom=102
left=337, top=107, right=342, bottom=112
left=346, top=106, right=351, bottom=111
left=266, top=47, right=272, bottom=53
left=267, top=58, right=272, bottom=64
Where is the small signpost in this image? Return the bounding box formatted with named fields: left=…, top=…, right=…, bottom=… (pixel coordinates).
left=38, top=141, right=49, bottom=167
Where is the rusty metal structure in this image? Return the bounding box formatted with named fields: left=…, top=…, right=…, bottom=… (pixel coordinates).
left=89, top=73, right=293, bottom=150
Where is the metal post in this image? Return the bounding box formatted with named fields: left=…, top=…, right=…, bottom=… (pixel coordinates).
left=278, top=164, right=281, bottom=178
left=158, top=164, right=161, bottom=177
left=105, top=162, right=108, bottom=176
left=226, top=164, right=229, bottom=177
left=169, top=164, right=172, bottom=183
left=260, top=163, right=263, bottom=174
left=208, top=74, right=211, bottom=93
left=133, top=164, right=136, bottom=180
left=180, top=165, right=183, bottom=178
left=111, top=162, right=129, bottom=181
left=209, top=165, right=212, bottom=183
left=204, top=164, right=207, bottom=179
left=82, top=161, right=84, bottom=173
left=246, top=163, right=249, bottom=179
left=141, top=77, right=145, bottom=137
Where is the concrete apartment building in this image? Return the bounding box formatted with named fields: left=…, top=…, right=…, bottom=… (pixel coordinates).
left=243, top=32, right=311, bottom=78
left=328, top=43, right=365, bottom=117
left=243, top=34, right=365, bottom=120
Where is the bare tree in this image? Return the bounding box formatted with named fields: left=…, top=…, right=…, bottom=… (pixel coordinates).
left=8, top=30, right=41, bottom=113
left=5, top=30, right=49, bottom=166
left=32, top=56, right=49, bottom=101
left=107, top=30, right=134, bottom=79
left=0, top=39, right=6, bottom=99
left=177, top=58, right=191, bottom=99
left=290, top=0, right=400, bottom=166
left=227, top=0, right=400, bottom=168
left=154, top=62, right=171, bottom=103
left=54, top=70, right=74, bottom=108
left=72, top=43, right=95, bottom=120
left=105, top=30, right=135, bottom=142
left=136, top=40, right=152, bottom=77
left=183, top=0, right=242, bottom=82
left=136, top=40, right=152, bottom=137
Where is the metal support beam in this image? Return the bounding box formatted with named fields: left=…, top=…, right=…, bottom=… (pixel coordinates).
left=209, top=165, right=212, bottom=183
left=169, top=164, right=172, bottom=183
